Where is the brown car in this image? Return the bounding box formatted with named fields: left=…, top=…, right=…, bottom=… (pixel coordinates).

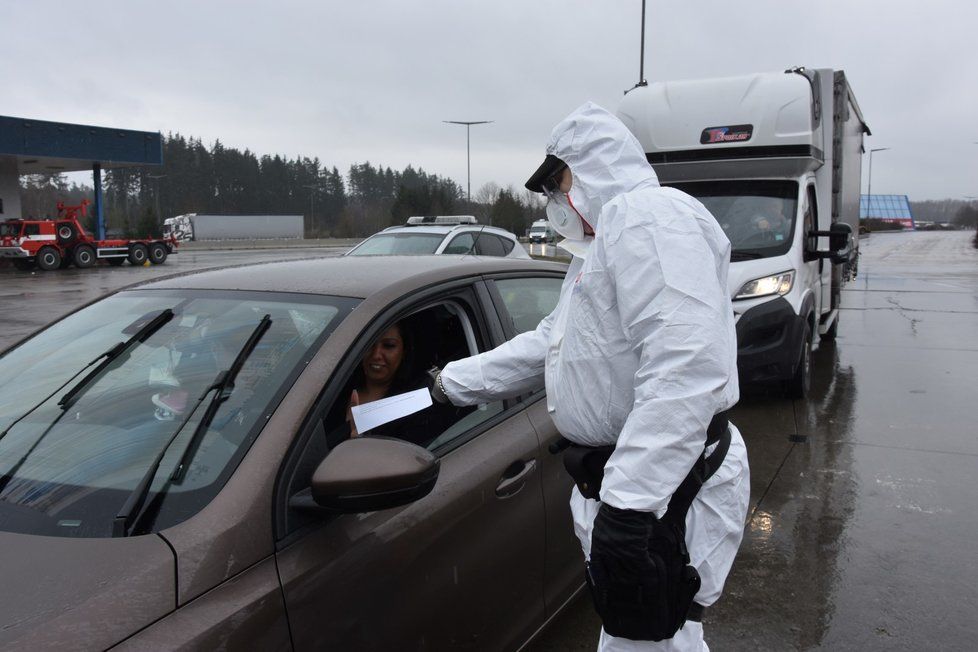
left=0, top=255, right=584, bottom=650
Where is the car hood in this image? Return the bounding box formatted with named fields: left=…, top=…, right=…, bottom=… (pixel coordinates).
left=0, top=531, right=175, bottom=649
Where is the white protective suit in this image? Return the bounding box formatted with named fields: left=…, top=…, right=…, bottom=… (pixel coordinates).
left=440, top=103, right=750, bottom=652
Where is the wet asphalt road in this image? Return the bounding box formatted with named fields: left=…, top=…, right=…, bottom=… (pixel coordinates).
left=1, top=232, right=975, bottom=649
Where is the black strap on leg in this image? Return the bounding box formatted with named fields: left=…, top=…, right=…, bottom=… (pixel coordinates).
left=686, top=602, right=706, bottom=623
left=662, top=414, right=731, bottom=531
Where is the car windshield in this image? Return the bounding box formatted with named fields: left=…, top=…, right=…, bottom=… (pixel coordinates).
left=0, top=223, right=21, bottom=237
left=668, top=180, right=799, bottom=259
left=348, top=232, right=445, bottom=255
left=0, top=288, right=358, bottom=537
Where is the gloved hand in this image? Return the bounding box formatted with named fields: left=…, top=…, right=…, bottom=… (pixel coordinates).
left=586, top=503, right=695, bottom=641
left=427, top=366, right=449, bottom=404
left=589, top=503, right=658, bottom=584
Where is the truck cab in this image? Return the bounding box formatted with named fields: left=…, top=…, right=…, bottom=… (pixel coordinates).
left=619, top=68, right=868, bottom=397
left=163, top=215, right=194, bottom=242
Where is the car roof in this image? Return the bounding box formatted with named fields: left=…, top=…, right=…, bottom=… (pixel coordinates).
left=137, top=255, right=566, bottom=300
left=378, top=224, right=518, bottom=238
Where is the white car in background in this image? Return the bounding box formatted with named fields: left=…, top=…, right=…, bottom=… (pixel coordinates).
left=346, top=216, right=530, bottom=259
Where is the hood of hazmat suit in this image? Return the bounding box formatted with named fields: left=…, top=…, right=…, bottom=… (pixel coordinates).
left=440, top=103, right=750, bottom=632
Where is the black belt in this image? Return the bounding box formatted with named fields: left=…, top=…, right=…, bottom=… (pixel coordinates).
left=687, top=602, right=706, bottom=623
left=557, top=410, right=730, bottom=502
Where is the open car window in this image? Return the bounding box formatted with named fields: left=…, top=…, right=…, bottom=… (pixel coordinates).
left=321, top=299, right=503, bottom=453
left=281, top=292, right=507, bottom=536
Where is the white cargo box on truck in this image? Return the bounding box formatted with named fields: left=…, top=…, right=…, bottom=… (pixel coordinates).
left=619, top=67, right=868, bottom=397
left=164, top=214, right=304, bottom=241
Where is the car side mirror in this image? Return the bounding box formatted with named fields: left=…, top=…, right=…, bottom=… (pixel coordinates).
left=308, top=436, right=439, bottom=514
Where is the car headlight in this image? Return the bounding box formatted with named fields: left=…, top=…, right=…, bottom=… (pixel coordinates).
left=734, top=270, right=794, bottom=300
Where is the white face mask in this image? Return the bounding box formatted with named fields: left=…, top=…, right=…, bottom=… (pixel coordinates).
left=545, top=191, right=593, bottom=242
left=545, top=194, right=584, bottom=241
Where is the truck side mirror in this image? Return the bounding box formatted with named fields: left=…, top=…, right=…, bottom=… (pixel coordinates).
left=828, top=223, right=853, bottom=264
left=807, top=223, right=853, bottom=264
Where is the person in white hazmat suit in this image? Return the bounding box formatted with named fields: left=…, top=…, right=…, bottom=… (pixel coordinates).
left=431, top=102, right=750, bottom=651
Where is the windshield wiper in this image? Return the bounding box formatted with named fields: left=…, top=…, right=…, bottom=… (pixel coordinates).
left=0, top=309, right=176, bottom=446
left=0, top=309, right=176, bottom=497
left=113, top=314, right=272, bottom=537
left=59, top=309, right=176, bottom=411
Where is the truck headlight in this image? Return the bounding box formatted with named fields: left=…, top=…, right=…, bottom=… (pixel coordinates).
left=734, top=270, right=794, bottom=300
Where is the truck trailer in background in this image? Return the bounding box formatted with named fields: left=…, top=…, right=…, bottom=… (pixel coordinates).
left=619, top=67, right=868, bottom=398
left=163, top=214, right=304, bottom=242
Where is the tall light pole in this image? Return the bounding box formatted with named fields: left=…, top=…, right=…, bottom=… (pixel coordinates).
left=302, top=183, right=322, bottom=236
left=866, top=147, right=890, bottom=220
left=443, top=120, right=493, bottom=203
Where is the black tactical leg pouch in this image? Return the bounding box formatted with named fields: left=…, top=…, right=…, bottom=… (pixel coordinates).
left=586, top=516, right=700, bottom=641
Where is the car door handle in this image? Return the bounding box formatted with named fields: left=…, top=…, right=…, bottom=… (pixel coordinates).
left=495, top=459, right=537, bottom=499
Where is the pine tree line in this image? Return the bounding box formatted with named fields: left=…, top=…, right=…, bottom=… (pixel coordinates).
left=18, top=132, right=547, bottom=239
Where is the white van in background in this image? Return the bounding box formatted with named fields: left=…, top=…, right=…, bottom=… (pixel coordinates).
left=528, top=219, right=555, bottom=244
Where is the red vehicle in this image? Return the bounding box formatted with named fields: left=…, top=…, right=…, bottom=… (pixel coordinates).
left=0, top=200, right=178, bottom=271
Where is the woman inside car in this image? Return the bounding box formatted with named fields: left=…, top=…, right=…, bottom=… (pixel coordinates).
left=335, top=322, right=465, bottom=447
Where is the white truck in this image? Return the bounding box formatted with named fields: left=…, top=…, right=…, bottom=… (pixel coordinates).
left=618, top=67, right=867, bottom=397
left=163, top=214, right=304, bottom=242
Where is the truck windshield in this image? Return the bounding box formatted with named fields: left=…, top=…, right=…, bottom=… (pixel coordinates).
left=0, top=289, right=358, bottom=538
left=668, top=180, right=798, bottom=259
left=0, top=223, right=21, bottom=237
left=347, top=232, right=445, bottom=255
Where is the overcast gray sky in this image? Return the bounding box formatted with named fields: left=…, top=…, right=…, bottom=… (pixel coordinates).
left=2, top=0, right=974, bottom=201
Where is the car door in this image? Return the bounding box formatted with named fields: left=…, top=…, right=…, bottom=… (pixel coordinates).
left=485, top=273, right=583, bottom=616
left=273, top=282, right=546, bottom=651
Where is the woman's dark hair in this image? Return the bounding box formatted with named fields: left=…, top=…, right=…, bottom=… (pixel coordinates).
left=350, top=321, right=416, bottom=394
left=387, top=322, right=416, bottom=394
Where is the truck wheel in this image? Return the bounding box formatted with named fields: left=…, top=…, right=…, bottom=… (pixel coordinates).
left=148, top=242, right=168, bottom=264
left=12, top=259, right=35, bottom=271
left=107, top=258, right=125, bottom=266
left=36, top=247, right=62, bottom=271
left=57, top=224, right=78, bottom=245
left=73, top=245, right=96, bottom=268
left=128, top=244, right=149, bottom=266
left=785, top=324, right=813, bottom=400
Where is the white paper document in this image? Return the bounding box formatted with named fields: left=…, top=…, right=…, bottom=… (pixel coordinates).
left=350, top=388, right=433, bottom=434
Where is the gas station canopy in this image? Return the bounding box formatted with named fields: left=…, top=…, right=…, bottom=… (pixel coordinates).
left=0, top=114, right=162, bottom=173
left=0, top=114, right=163, bottom=238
